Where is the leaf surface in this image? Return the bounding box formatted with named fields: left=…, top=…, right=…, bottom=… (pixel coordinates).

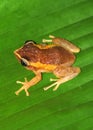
left=0, top=0, right=93, bottom=130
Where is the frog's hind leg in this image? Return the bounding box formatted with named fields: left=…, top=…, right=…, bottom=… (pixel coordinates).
left=42, top=35, right=80, bottom=53
left=44, top=67, right=80, bottom=91
left=51, top=36, right=80, bottom=53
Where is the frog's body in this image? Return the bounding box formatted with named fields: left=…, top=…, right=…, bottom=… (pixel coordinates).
left=14, top=35, right=80, bottom=96
left=16, top=42, right=75, bottom=71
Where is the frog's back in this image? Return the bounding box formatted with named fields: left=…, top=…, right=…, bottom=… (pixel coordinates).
left=17, top=43, right=75, bottom=66
left=40, top=46, right=75, bottom=66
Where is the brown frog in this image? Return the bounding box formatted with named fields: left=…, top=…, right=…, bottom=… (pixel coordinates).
left=14, top=35, right=80, bottom=96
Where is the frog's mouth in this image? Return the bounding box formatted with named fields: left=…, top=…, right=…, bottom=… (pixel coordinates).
left=14, top=50, right=22, bottom=61
left=14, top=50, right=30, bottom=67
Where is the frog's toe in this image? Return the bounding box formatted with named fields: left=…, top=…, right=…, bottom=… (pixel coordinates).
left=49, top=35, right=55, bottom=38
left=53, top=83, right=60, bottom=91
left=16, top=78, right=28, bottom=85
left=24, top=88, right=30, bottom=96
left=16, top=81, right=24, bottom=85
left=50, top=78, right=58, bottom=81
left=44, top=81, right=57, bottom=91
left=42, top=39, right=52, bottom=43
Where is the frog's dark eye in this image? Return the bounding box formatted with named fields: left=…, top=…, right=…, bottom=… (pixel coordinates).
left=20, top=58, right=29, bottom=66
left=24, top=40, right=36, bottom=44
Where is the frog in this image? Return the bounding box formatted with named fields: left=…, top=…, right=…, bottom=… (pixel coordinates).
left=14, top=35, right=81, bottom=96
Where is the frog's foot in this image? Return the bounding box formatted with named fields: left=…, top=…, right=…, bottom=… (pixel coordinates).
left=44, top=78, right=61, bottom=91
left=15, top=78, right=30, bottom=96
left=15, top=73, right=42, bottom=96
left=43, top=78, right=59, bottom=91
left=42, top=35, right=55, bottom=43
left=44, top=70, right=80, bottom=91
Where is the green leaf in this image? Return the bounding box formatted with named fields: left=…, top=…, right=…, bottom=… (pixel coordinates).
left=0, top=0, right=93, bottom=130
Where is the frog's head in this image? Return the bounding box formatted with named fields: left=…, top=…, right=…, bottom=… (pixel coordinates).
left=14, top=40, right=37, bottom=67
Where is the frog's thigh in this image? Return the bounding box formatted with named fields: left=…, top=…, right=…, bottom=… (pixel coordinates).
left=52, top=38, right=80, bottom=53
left=53, top=66, right=80, bottom=78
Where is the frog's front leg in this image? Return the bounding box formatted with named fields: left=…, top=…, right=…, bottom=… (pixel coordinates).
left=44, top=66, right=80, bottom=91
left=15, top=72, right=41, bottom=96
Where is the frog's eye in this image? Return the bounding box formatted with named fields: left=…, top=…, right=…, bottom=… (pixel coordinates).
left=20, top=58, right=29, bottom=66
left=24, top=40, right=36, bottom=44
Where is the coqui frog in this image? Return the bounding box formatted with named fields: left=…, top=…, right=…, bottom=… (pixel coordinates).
left=14, top=35, right=80, bottom=96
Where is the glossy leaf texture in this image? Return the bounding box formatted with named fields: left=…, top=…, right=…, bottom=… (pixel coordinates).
left=0, top=0, right=93, bottom=130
